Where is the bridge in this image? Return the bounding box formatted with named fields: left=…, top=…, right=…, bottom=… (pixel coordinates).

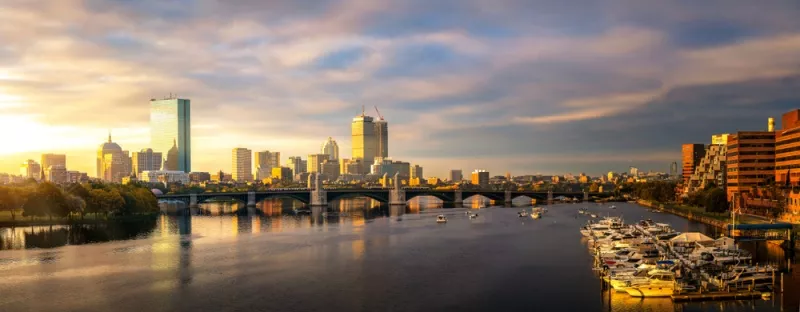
left=156, top=175, right=610, bottom=208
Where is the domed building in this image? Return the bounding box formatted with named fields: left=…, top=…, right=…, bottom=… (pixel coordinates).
left=96, top=133, right=131, bottom=182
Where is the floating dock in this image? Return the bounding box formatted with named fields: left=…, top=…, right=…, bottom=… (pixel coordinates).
left=671, top=291, right=765, bottom=302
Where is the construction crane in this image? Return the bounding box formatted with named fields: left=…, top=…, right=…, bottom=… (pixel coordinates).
left=374, top=106, right=384, bottom=120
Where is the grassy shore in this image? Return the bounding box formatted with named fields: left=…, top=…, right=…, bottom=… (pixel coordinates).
left=0, top=211, right=158, bottom=227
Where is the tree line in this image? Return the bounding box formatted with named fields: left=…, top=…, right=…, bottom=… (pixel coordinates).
left=0, top=181, right=159, bottom=221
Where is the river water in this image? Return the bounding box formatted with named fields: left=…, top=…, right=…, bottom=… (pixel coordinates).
left=0, top=198, right=797, bottom=312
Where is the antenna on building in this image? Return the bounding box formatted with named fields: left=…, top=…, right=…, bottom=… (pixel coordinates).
left=361, top=105, right=365, bottom=116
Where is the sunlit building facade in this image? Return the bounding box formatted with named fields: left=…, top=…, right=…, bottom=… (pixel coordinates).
left=20, top=159, right=41, bottom=181
left=40, top=154, right=66, bottom=173
left=150, top=97, right=191, bottom=172
left=410, top=164, right=423, bottom=180
left=232, top=148, right=252, bottom=182
left=141, top=170, right=190, bottom=184
left=132, top=148, right=163, bottom=176
left=472, top=170, right=489, bottom=186
left=307, top=154, right=329, bottom=173
left=352, top=114, right=376, bottom=172
left=726, top=131, right=775, bottom=206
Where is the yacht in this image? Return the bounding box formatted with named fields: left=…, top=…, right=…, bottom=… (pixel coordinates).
left=623, top=271, right=677, bottom=297
left=436, top=215, right=447, bottom=223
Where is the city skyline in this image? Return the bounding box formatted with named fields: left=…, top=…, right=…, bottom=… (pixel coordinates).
left=2, top=1, right=800, bottom=177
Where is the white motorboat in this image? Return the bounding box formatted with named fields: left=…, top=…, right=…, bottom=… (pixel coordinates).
left=610, top=205, right=617, bottom=209
left=590, top=213, right=598, bottom=218
left=623, top=271, right=677, bottom=297
left=436, top=215, right=447, bottom=223
left=469, top=213, right=478, bottom=219
left=518, top=210, right=529, bottom=217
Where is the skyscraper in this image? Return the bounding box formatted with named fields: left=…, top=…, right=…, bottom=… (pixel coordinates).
left=255, top=151, right=280, bottom=180
left=288, top=156, right=307, bottom=175
left=410, top=164, right=423, bottom=180
left=20, top=159, right=42, bottom=181
left=471, top=170, right=489, bottom=186
left=321, top=137, right=339, bottom=161
left=352, top=114, right=376, bottom=172
left=375, top=118, right=388, bottom=158
left=163, top=139, right=179, bottom=171
left=449, top=169, right=463, bottom=182
left=681, top=144, right=705, bottom=183
left=41, top=154, right=66, bottom=172
left=150, top=97, right=191, bottom=172
left=132, top=148, right=163, bottom=176
left=232, top=148, right=252, bottom=182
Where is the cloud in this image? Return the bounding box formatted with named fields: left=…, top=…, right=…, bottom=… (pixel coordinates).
left=1, top=0, right=800, bottom=177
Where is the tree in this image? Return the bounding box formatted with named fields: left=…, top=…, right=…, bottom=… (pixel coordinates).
left=589, top=183, right=600, bottom=193
left=0, top=186, right=26, bottom=221
left=65, top=195, right=86, bottom=218
left=704, top=188, right=728, bottom=213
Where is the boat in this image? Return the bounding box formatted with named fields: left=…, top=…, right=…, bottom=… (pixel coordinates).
left=578, top=208, right=588, bottom=214
left=590, top=213, right=598, bottom=218
left=436, top=215, right=447, bottom=223
left=531, top=212, right=542, bottom=219
left=610, top=205, right=617, bottom=209
left=518, top=210, right=529, bottom=217
left=623, top=271, right=677, bottom=297
left=469, top=213, right=478, bottom=219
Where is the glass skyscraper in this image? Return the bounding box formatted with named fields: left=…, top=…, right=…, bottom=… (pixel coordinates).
left=150, top=98, right=191, bottom=172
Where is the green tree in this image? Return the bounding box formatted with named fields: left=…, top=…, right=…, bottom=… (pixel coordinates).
left=65, top=195, right=86, bottom=218
left=0, top=186, right=27, bottom=220
left=704, top=188, right=728, bottom=213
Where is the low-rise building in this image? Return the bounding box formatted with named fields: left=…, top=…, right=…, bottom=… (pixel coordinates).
left=141, top=170, right=190, bottom=184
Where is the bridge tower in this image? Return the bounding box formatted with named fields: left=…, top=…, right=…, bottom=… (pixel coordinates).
left=389, top=173, right=406, bottom=207
left=247, top=191, right=256, bottom=207
left=547, top=190, right=553, bottom=205
left=189, top=193, right=199, bottom=209
left=310, top=173, right=327, bottom=207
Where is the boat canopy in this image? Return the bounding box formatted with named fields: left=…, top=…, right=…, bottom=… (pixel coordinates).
left=669, top=232, right=713, bottom=243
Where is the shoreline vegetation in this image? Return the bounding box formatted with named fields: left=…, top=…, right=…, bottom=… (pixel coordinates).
left=0, top=181, right=160, bottom=228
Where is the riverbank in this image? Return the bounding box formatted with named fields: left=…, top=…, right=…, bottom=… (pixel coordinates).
left=637, top=200, right=800, bottom=251
left=0, top=212, right=159, bottom=227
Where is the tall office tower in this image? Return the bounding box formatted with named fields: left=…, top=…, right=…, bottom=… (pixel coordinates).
left=410, top=164, right=423, bottom=180
left=288, top=156, right=307, bottom=175
left=255, top=151, right=281, bottom=180
left=97, top=133, right=129, bottom=181
left=150, top=97, right=191, bottom=172
left=352, top=113, right=376, bottom=172
left=132, top=148, right=163, bottom=176
left=41, top=154, right=66, bottom=172
left=163, top=139, right=179, bottom=171
left=20, top=159, right=42, bottom=181
left=321, top=137, right=339, bottom=161
left=449, top=169, right=463, bottom=182
left=375, top=118, right=388, bottom=158
left=307, top=154, right=330, bottom=173
left=232, top=148, right=253, bottom=182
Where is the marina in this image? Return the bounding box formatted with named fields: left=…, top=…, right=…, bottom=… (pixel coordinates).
left=581, top=203, right=796, bottom=305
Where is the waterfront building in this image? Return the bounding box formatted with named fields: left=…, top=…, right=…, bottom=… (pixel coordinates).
left=163, top=140, right=179, bottom=171
left=150, top=97, right=191, bottom=172
left=449, top=169, right=463, bottom=182
left=20, top=159, right=42, bottom=181
left=321, top=160, right=340, bottom=181
left=307, top=154, right=329, bottom=173
left=775, top=111, right=800, bottom=215
left=189, top=172, right=211, bottom=183
left=410, top=164, right=423, bottom=180
left=471, top=170, right=489, bottom=186
left=321, top=137, right=339, bottom=161
left=140, top=170, right=190, bottom=184
left=45, top=165, right=67, bottom=184
left=427, top=177, right=441, bottom=185
left=40, top=154, right=66, bottom=173
left=682, top=144, right=706, bottom=183
left=726, top=130, right=775, bottom=206
left=369, top=158, right=409, bottom=178
left=271, top=167, right=293, bottom=183
left=685, top=138, right=727, bottom=194
left=352, top=113, right=377, bottom=172
left=232, top=148, right=253, bottom=182
left=132, top=148, right=163, bottom=176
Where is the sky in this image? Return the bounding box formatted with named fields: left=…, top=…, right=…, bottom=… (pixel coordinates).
left=1, top=0, right=800, bottom=178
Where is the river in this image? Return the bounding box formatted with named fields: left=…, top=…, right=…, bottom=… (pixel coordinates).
left=0, top=198, right=797, bottom=312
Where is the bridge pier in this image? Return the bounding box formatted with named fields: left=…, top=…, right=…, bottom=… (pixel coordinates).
left=452, top=190, right=463, bottom=208
left=504, top=190, right=512, bottom=207
left=247, top=191, right=256, bottom=207
left=310, top=173, right=328, bottom=208
left=583, top=191, right=588, bottom=203
left=547, top=190, right=553, bottom=205
left=189, top=193, right=199, bottom=209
